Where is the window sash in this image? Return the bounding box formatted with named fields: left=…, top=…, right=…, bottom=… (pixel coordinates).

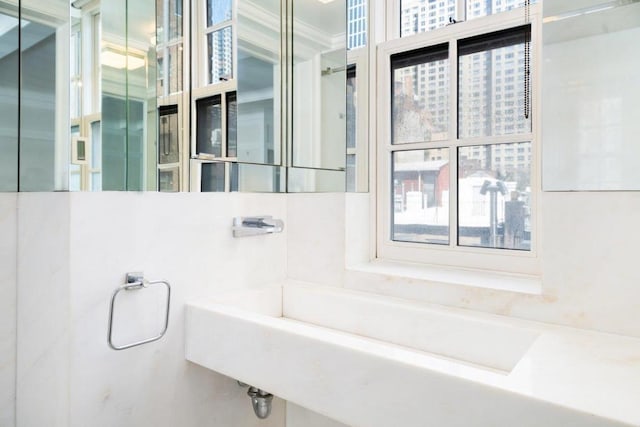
left=376, top=5, right=541, bottom=276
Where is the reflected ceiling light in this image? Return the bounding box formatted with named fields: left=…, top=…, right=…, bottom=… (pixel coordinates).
left=317, top=0, right=337, bottom=3
left=101, top=49, right=146, bottom=70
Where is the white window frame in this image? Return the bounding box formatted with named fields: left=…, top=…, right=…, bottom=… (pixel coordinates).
left=193, top=0, right=237, bottom=90
left=376, top=4, right=542, bottom=276
left=347, top=46, right=370, bottom=192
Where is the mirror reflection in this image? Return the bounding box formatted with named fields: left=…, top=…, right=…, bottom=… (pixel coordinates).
left=292, top=0, right=346, bottom=172
left=0, top=0, right=19, bottom=191
left=2, top=0, right=359, bottom=193
left=70, top=0, right=156, bottom=191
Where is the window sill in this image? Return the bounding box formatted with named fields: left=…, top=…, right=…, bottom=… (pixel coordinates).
left=347, top=259, right=542, bottom=295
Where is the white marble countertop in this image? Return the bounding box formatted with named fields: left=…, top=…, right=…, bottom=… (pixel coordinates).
left=186, top=284, right=640, bottom=426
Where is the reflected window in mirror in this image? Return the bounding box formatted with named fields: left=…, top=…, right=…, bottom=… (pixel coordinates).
left=159, top=105, right=180, bottom=165
left=196, top=95, right=223, bottom=157
left=201, top=162, right=226, bottom=191
left=203, top=0, right=234, bottom=85
left=226, top=92, right=237, bottom=158
left=89, top=120, right=102, bottom=191
left=157, top=0, right=184, bottom=96
left=346, top=65, right=357, bottom=192
left=195, top=91, right=237, bottom=160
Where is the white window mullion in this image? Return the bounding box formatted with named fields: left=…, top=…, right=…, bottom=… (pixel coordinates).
left=448, top=38, right=458, bottom=248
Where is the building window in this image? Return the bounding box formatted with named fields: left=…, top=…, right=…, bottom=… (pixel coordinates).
left=201, top=0, right=234, bottom=85
left=157, top=0, right=184, bottom=96
left=379, top=3, right=539, bottom=274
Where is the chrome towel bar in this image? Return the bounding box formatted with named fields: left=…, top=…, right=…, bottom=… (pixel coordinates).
left=107, top=272, right=171, bottom=351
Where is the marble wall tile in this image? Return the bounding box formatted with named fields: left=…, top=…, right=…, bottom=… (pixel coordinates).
left=16, top=193, right=71, bottom=427
left=287, top=194, right=345, bottom=286
left=66, top=192, right=287, bottom=427
left=344, top=193, right=370, bottom=267
left=0, top=194, right=17, bottom=427
left=343, top=191, right=640, bottom=338
left=286, top=403, right=349, bottom=427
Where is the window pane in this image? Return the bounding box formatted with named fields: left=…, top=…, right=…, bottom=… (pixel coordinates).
left=196, top=95, right=222, bottom=156
left=90, top=121, right=102, bottom=191
left=348, top=0, right=367, bottom=49
left=392, top=45, right=449, bottom=144
left=159, top=167, right=180, bottom=192
left=159, top=105, right=180, bottom=164
left=458, top=26, right=531, bottom=138
left=169, top=0, right=183, bottom=40
left=458, top=142, right=531, bottom=250
left=168, top=44, right=183, bottom=94
left=346, top=153, right=356, bottom=192
left=226, top=92, right=237, bottom=157
left=201, top=162, right=225, bottom=191
left=346, top=65, right=356, bottom=149
left=157, top=49, right=165, bottom=95
left=466, top=0, right=537, bottom=21
left=208, top=26, right=233, bottom=84
left=392, top=149, right=450, bottom=245
left=207, top=0, right=232, bottom=27
left=401, top=0, right=457, bottom=37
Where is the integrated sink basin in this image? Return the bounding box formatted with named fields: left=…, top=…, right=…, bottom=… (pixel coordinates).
left=185, top=283, right=640, bottom=427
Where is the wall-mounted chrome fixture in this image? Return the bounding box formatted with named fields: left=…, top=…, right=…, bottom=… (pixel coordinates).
left=107, top=272, right=171, bottom=350
left=237, top=381, right=273, bottom=419
left=232, top=216, right=284, bottom=237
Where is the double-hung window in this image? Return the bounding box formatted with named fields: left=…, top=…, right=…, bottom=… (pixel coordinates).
left=378, top=2, right=540, bottom=275
left=191, top=0, right=237, bottom=191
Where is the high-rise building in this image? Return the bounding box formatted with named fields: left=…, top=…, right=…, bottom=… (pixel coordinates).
left=398, top=0, right=533, bottom=174
left=347, top=0, right=367, bottom=50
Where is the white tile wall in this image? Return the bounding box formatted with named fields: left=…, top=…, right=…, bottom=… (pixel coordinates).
left=286, top=403, right=349, bottom=427
left=14, top=192, right=288, bottom=427
left=337, top=192, right=640, bottom=338
left=0, top=194, right=17, bottom=427
left=287, top=194, right=345, bottom=286
left=16, top=193, right=70, bottom=427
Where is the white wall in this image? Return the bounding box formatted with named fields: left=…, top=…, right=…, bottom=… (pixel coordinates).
left=287, top=403, right=348, bottom=427
left=16, top=193, right=70, bottom=427
left=0, top=194, right=17, bottom=427
left=287, top=193, right=345, bottom=287
left=287, top=191, right=640, bottom=339
left=14, top=192, right=288, bottom=427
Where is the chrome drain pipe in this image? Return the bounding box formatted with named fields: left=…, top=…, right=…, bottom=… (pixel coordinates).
left=247, top=387, right=273, bottom=419
left=237, top=381, right=274, bottom=419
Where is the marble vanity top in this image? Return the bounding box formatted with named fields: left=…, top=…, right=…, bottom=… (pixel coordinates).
left=185, top=283, right=640, bottom=426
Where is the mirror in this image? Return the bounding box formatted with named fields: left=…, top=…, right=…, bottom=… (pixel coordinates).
left=0, top=0, right=69, bottom=191
left=0, top=0, right=19, bottom=191
left=291, top=0, right=346, bottom=172
left=237, top=0, right=281, bottom=166
left=69, top=0, right=156, bottom=191
left=1, top=0, right=356, bottom=193
left=542, top=0, right=640, bottom=191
